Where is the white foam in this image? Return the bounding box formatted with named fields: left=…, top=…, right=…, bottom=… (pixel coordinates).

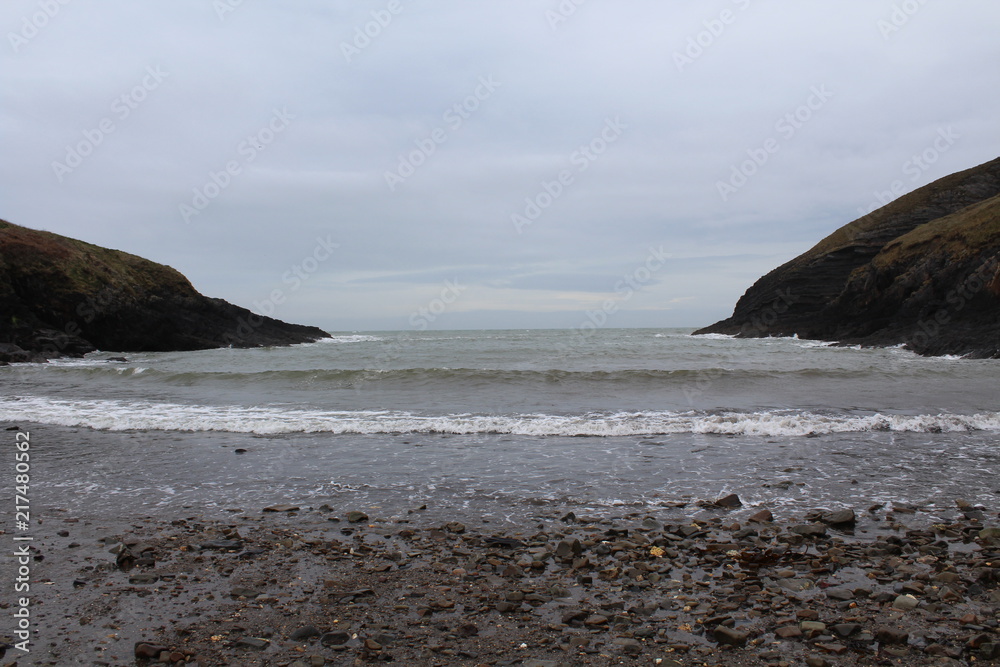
left=316, top=335, right=383, bottom=344
left=690, top=333, right=735, bottom=340
left=2, top=395, right=999, bottom=437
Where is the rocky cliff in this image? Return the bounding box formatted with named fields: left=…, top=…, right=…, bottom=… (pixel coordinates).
left=695, top=157, right=1000, bottom=358
left=0, top=220, right=330, bottom=362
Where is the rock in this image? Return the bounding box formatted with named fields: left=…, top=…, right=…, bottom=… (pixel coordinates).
left=128, top=573, right=159, bottom=585
left=456, top=623, right=478, bottom=637
left=778, top=578, right=815, bottom=592
left=820, top=509, right=856, bottom=526
left=290, top=625, right=323, bottom=641
left=790, top=523, right=827, bottom=537
left=199, top=539, right=243, bottom=551
left=555, top=539, right=582, bottom=558
left=805, top=657, right=830, bottom=667
left=641, top=517, right=662, bottom=530
left=775, top=625, right=802, bottom=638
left=583, top=614, right=609, bottom=627
left=692, top=156, right=1000, bottom=359
left=892, top=594, right=919, bottom=611
left=0, top=220, right=331, bottom=361
left=321, top=631, right=351, bottom=646
left=347, top=511, right=369, bottom=523
left=613, top=638, right=643, bottom=655
left=831, top=623, right=861, bottom=637
left=231, top=586, right=262, bottom=598
left=236, top=637, right=270, bottom=650
left=825, top=588, right=855, bottom=601
left=979, top=527, right=1000, bottom=541
left=800, top=621, right=827, bottom=635
left=875, top=626, right=909, bottom=645
left=713, top=625, right=748, bottom=646
left=134, top=642, right=169, bottom=659
left=445, top=521, right=466, bottom=533
left=263, top=503, right=299, bottom=512
left=748, top=509, right=773, bottom=523
left=716, top=493, right=742, bottom=509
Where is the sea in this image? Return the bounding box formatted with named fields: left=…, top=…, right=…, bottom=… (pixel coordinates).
left=2, top=328, right=999, bottom=526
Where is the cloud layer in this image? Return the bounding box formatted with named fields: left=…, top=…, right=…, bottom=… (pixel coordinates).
left=3, top=1, right=999, bottom=331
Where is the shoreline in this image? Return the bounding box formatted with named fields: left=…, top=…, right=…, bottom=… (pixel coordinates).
left=4, top=489, right=998, bottom=665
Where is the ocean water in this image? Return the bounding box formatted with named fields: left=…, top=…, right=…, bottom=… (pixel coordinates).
left=2, top=328, right=999, bottom=524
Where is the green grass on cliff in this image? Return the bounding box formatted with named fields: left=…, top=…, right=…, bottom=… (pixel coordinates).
left=0, top=219, right=194, bottom=299
left=874, top=194, right=1000, bottom=268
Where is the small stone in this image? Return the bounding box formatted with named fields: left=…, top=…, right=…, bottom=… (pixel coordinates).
left=825, top=588, right=854, bottom=601
left=290, top=625, right=323, bottom=641
left=800, top=621, right=827, bottom=634
left=775, top=625, right=802, bottom=638
left=583, top=614, right=609, bottom=626
left=613, top=638, right=643, bottom=655
left=933, top=571, right=962, bottom=584
left=263, top=503, right=300, bottom=512
left=748, top=509, right=773, bottom=523
left=778, top=578, right=815, bottom=592
left=236, top=637, right=270, bottom=649
left=321, top=631, right=351, bottom=646
left=128, top=574, right=159, bottom=585
left=820, top=509, right=856, bottom=526
left=445, top=521, right=466, bottom=533
left=713, top=625, right=748, bottom=646
left=457, top=623, right=478, bottom=637
left=716, top=493, right=742, bottom=509
left=555, top=539, right=582, bottom=558
left=199, top=539, right=243, bottom=550
left=231, top=586, right=262, bottom=598
left=875, top=626, right=909, bottom=645
left=790, top=523, right=827, bottom=537
left=892, top=594, right=919, bottom=611
left=347, top=511, right=369, bottom=523
left=831, top=623, right=860, bottom=638
left=134, top=642, right=168, bottom=659
left=805, top=656, right=830, bottom=667
left=979, top=527, right=1000, bottom=541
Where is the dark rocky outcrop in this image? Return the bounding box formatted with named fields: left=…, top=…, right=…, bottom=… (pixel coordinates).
left=0, top=219, right=329, bottom=362
left=696, top=157, right=1000, bottom=358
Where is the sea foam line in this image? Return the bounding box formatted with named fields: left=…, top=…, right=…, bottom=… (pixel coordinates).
left=2, top=396, right=999, bottom=437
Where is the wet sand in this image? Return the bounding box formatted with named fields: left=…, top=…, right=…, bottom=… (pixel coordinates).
left=4, top=481, right=999, bottom=666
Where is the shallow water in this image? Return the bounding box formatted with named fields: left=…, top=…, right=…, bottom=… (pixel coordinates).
left=3, top=328, right=999, bottom=523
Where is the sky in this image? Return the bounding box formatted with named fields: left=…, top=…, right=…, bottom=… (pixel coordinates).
left=2, top=1, right=999, bottom=332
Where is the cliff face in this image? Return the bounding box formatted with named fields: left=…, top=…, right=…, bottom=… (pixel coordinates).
left=695, top=157, right=1000, bottom=358
left=0, top=220, right=330, bottom=362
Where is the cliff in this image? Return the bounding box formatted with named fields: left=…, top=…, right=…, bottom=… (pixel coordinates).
left=695, top=157, right=1000, bottom=358
left=0, top=220, right=330, bottom=362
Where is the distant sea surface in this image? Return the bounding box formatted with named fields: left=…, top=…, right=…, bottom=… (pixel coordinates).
left=3, top=329, right=999, bottom=524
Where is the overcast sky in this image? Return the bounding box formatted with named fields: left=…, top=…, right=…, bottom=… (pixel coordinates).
left=2, top=1, right=999, bottom=332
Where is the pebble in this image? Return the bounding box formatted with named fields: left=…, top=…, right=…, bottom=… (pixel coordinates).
left=320, top=631, right=351, bottom=646
left=875, top=627, right=910, bottom=645
left=289, top=625, right=323, bottom=640
left=713, top=625, right=748, bottom=646
left=263, top=503, right=300, bottom=512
